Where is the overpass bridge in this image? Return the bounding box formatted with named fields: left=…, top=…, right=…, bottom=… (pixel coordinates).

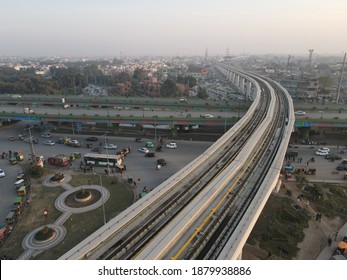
left=0, top=96, right=346, bottom=130
left=58, top=65, right=294, bottom=260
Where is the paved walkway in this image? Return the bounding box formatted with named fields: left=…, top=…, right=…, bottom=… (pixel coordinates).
left=17, top=173, right=110, bottom=260
left=316, top=222, right=347, bottom=260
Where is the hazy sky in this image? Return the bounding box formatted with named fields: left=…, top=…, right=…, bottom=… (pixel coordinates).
left=1, top=0, right=346, bottom=57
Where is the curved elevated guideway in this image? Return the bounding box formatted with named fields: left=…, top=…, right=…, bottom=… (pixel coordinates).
left=59, top=64, right=294, bottom=260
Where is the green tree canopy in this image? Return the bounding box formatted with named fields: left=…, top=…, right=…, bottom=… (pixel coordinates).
left=160, top=79, right=178, bottom=97
left=197, top=86, right=208, bottom=99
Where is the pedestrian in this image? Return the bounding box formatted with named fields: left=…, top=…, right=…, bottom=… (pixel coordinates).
left=328, top=237, right=332, bottom=246
left=88, top=179, right=91, bottom=185
left=334, top=231, right=338, bottom=241
left=44, top=208, right=48, bottom=217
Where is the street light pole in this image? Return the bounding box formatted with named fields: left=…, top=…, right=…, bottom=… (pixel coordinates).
left=26, top=126, right=36, bottom=162
left=103, top=131, right=110, bottom=175
left=154, top=116, right=157, bottom=144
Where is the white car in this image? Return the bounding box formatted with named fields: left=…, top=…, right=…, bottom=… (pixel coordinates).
left=317, top=147, right=330, bottom=153
left=0, top=169, right=5, bottom=178
left=138, top=147, right=149, bottom=153
left=294, top=111, right=306, bottom=116
left=41, top=133, right=52, bottom=138
left=166, top=142, right=177, bottom=149
left=104, top=144, right=118, bottom=150
left=203, top=114, right=214, bottom=118
left=44, top=140, right=55, bottom=146
left=315, top=150, right=329, bottom=156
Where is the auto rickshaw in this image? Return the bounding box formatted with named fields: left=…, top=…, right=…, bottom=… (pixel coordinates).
left=73, top=152, right=81, bottom=159
left=9, top=157, right=17, bottom=165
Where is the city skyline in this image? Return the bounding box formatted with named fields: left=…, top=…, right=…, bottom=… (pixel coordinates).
left=1, top=0, right=346, bottom=57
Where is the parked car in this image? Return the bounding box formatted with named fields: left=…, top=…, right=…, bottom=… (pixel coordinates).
left=104, top=144, right=117, bottom=150
left=138, top=147, right=149, bottom=153
left=294, top=111, right=306, bottom=116
left=24, top=137, right=38, bottom=144
left=43, top=140, right=55, bottom=146
left=56, top=137, right=70, bottom=144
left=317, top=147, right=330, bottom=153
left=166, top=142, right=177, bottom=149
left=336, top=164, right=347, bottom=171
left=325, top=154, right=342, bottom=160
left=0, top=169, right=5, bottom=178
left=41, top=133, right=52, bottom=138
left=86, top=136, right=98, bottom=142
left=315, top=150, right=329, bottom=156
left=157, top=159, right=167, bottom=166
left=66, top=139, right=81, bottom=147
left=145, top=152, right=155, bottom=157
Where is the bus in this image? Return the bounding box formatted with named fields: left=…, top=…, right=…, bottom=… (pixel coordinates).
left=83, top=153, right=122, bottom=167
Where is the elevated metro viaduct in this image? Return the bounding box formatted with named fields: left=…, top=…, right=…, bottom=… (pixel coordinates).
left=58, top=64, right=294, bottom=260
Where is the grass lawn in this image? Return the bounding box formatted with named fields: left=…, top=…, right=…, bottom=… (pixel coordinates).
left=0, top=172, right=134, bottom=260
left=247, top=182, right=347, bottom=259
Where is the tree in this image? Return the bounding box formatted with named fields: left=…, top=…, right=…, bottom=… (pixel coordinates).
left=132, top=68, right=147, bottom=82
left=160, top=79, right=177, bottom=97
left=197, top=86, right=208, bottom=99
left=176, top=75, right=197, bottom=88
left=318, top=76, right=333, bottom=90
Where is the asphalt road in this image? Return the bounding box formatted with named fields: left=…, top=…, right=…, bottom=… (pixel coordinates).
left=1, top=120, right=346, bottom=227
left=0, top=120, right=213, bottom=226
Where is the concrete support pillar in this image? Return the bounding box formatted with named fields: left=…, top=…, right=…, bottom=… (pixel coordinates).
left=247, top=81, right=252, bottom=100
left=240, top=78, right=245, bottom=94
left=232, top=72, right=236, bottom=84
left=235, top=75, right=240, bottom=89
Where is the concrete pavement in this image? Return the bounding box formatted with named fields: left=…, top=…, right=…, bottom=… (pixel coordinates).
left=316, top=222, right=347, bottom=260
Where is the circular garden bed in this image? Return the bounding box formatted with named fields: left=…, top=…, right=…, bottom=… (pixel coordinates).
left=34, top=226, right=56, bottom=242
left=50, top=172, right=65, bottom=183
left=65, top=189, right=101, bottom=208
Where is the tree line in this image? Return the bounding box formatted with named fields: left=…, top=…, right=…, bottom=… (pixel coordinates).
left=0, top=64, right=208, bottom=99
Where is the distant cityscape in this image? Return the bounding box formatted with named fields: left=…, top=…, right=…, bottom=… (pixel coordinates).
left=0, top=51, right=346, bottom=103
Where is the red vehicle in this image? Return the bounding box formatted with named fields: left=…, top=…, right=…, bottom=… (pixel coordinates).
left=48, top=155, right=70, bottom=167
